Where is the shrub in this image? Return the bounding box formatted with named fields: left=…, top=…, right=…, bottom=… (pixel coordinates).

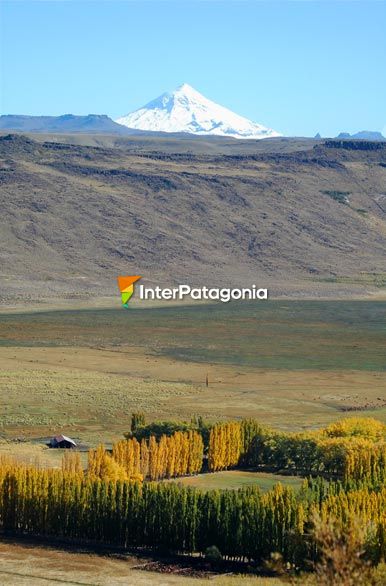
left=205, top=545, right=222, bottom=562
left=321, top=190, right=350, bottom=204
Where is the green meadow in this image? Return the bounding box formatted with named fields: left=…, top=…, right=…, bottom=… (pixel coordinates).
left=1, top=300, right=385, bottom=371
left=166, top=470, right=304, bottom=492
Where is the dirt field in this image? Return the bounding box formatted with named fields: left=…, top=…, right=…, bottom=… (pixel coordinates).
left=0, top=541, right=283, bottom=586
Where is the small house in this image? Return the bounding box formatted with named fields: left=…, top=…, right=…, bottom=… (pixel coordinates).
left=49, top=434, right=77, bottom=449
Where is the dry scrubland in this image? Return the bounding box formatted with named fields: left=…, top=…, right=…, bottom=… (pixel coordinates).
left=0, top=133, right=386, bottom=303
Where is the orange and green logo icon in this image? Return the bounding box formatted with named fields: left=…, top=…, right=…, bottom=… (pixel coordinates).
left=117, top=276, right=141, bottom=308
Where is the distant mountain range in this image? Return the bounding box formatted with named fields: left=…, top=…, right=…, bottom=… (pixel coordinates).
left=336, top=131, right=385, bottom=141
left=0, top=86, right=384, bottom=141
left=0, top=114, right=132, bottom=134
left=314, top=130, right=385, bottom=141
left=116, top=83, right=281, bottom=140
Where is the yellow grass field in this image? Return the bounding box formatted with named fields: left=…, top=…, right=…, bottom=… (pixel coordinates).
left=0, top=344, right=385, bottom=451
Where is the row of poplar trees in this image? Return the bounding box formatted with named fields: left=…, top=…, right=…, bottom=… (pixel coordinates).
left=1, top=457, right=386, bottom=565
left=86, top=430, right=204, bottom=482
left=110, top=430, right=204, bottom=481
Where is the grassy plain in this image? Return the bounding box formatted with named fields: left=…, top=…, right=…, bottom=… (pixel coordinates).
left=0, top=300, right=385, bottom=455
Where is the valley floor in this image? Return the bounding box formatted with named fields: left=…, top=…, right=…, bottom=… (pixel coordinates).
left=0, top=301, right=385, bottom=452
left=0, top=344, right=385, bottom=452
left=0, top=301, right=385, bottom=583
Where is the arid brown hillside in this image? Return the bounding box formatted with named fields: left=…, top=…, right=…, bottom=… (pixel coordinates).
left=1, top=133, right=386, bottom=303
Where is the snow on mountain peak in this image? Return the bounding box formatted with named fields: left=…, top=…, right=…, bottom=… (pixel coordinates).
left=116, top=84, right=281, bottom=140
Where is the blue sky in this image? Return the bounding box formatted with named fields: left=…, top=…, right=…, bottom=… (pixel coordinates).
left=1, top=1, right=385, bottom=137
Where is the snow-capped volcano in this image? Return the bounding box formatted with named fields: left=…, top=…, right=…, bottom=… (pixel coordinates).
left=116, top=83, right=281, bottom=140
